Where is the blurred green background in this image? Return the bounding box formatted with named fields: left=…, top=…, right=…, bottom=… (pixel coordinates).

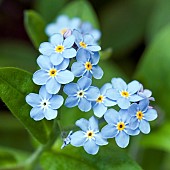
left=0, top=0, right=170, bottom=169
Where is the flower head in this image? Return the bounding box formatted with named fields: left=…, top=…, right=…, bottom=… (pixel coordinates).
left=70, top=116, right=108, bottom=155
left=33, top=55, right=74, bottom=94
left=25, top=86, right=63, bottom=121
left=106, top=78, right=143, bottom=109
left=71, top=49, right=103, bottom=79
left=61, top=131, right=73, bottom=149
left=63, top=76, right=100, bottom=112
left=39, top=33, right=76, bottom=65
left=128, top=99, right=157, bottom=134
left=101, top=109, right=139, bottom=148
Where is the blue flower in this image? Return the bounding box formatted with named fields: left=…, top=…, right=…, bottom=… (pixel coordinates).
left=106, top=78, right=143, bottom=109
left=25, top=86, right=64, bottom=121
left=45, top=15, right=81, bottom=37
left=71, top=49, right=103, bottom=79
left=61, top=131, right=73, bottom=149
left=72, top=29, right=101, bottom=52
left=128, top=99, right=158, bottom=134
left=33, top=55, right=74, bottom=94
left=63, top=76, right=100, bottom=112
left=92, top=83, right=117, bottom=118
left=80, top=21, right=101, bottom=42
left=70, top=116, right=108, bottom=155
left=101, top=109, right=139, bottom=148
left=39, top=33, right=76, bottom=65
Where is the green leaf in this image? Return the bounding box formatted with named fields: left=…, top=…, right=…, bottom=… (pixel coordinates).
left=24, top=10, right=48, bottom=49
left=40, top=144, right=142, bottom=170
left=0, top=40, right=37, bottom=72
left=0, top=67, right=51, bottom=144
left=34, top=0, right=68, bottom=23
left=60, top=0, right=99, bottom=28
left=146, top=0, right=170, bottom=42
left=134, top=24, right=170, bottom=119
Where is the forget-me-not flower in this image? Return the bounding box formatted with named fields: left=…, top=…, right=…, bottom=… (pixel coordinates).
left=106, top=78, right=142, bottom=109
left=72, top=29, right=101, bottom=52
left=33, top=55, right=74, bottom=94
left=70, top=116, right=108, bottom=155
left=92, top=83, right=117, bottom=118
left=61, top=131, right=73, bottom=149
left=101, top=109, right=140, bottom=148
left=25, top=86, right=63, bottom=121
left=63, top=76, right=100, bottom=112
left=39, top=33, right=76, bottom=65
left=45, top=15, right=81, bottom=37
left=128, top=99, right=157, bottom=134
left=71, top=48, right=103, bottom=79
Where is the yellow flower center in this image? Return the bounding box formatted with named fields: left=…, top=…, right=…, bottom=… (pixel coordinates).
left=85, top=62, right=92, bottom=71
left=117, top=122, right=125, bottom=131
left=55, top=45, right=64, bottom=53
left=136, top=111, right=143, bottom=120
left=121, top=91, right=129, bottom=98
left=86, top=130, right=94, bottom=139
left=96, top=95, right=104, bottom=103
left=49, top=69, right=57, bottom=77
left=77, top=90, right=85, bottom=98
left=79, top=41, right=87, bottom=48
left=60, top=28, right=68, bottom=35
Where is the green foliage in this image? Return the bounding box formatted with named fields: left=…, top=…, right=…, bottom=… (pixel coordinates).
left=0, top=67, right=51, bottom=144
left=24, top=10, right=48, bottom=49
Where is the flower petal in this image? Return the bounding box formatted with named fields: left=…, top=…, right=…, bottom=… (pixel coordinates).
left=76, top=118, right=89, bottom=131
left=95, top=133, right=108, bottom=145
left=89, top=116, right=99, bottom=132
left=139, top=120, right=150, bottom=134
left=87, top=45, right=101, bottom=52
left=93, top=103, right=107, bottom=118
left=77, top=76, right=92, bottom=90
left=46, top=78, right=61, bottom=94
left=30, top=107, right=44, bottom=121
left=44, top=108, right=58, bottom=120
left=37, top=55, right=52, bottom=70
left=33, top=70, right=48, bottom=85
left=129, top=117, right=139, bottom=130
left=100, top=83, right=112, bottom=95
left=56, top=58, right=70, bottom=70
left=92, top=65, right=103, bottom=79
left=63, top=35, right=75, bottom=48
left=50, top=53, right=63, bottom=65
left=115, top=131, right=129, bottom=148
left=90, top=52, right=100, bottom=65
left=84, top=34, right=95, bottom=45
left=117, top=97, right=130, bottom=109
left=105, top=88, right=120, bottom=100
left=85, top=86, right=100, bottom=100
left=129, top=94, right=143, bottom=102
left=111, top=78, right=127, bottom=91
left=103, top=98, right=116, bottom=107
left=26, top=93, right=41, bottom=107
left=39, top=86, right=52, bottom=99
left=76, top=48, right=91, bottom=62
left=65, top=96, right=79, bottom=108
left=56, top=70, right=74, bottom=84
left=104, top=109, right=119, bottom=124
left=71, top=62, right=85, bottom=77
left=78, top=97, right=91, bottom=112
left=144, top=109, right=157, bottom=121
left=84, top=140, right=99, bottom=155
left=50, top=33, right=63, bottom=46
left=101, top=125, right=118, bottom=138
left=139, top=99, right=149, bottom=111
left=49, top=95, right=64, bottom=109
left=128, top=103, right=138, bottom=116
left=39, top=42, right=54, bottom=55
left=63, top=83, right=79, bottom=95
left=71, top=131, right=86, bottom=147
left=62, top=48, right=76, bottom=58
left=127, top=80, right=141, bottom=94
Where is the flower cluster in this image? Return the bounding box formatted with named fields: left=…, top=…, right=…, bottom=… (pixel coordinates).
left=25, top=15, right=158, bottom=155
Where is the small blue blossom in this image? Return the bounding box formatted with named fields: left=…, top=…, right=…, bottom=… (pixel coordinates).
left=72, top=29, right=101, bottom=52
left=61, top=131, right=73, bottom=149
left=106, top=78, right=143, bottom=109
left=80, top=21, right=101, bottom=42
left=25, top=86, right=63, bottom=121
left=63, top=76, right=100, bottom=112
left=128, top=99, right=158, bottom=134
left=71, top=49, right=103, bottom=79
left=70, top=116, right=108, bottom=155
left=33, top=55, right=74, bottom=94
left=39, top=33, right=76, bottom=65
left=92, top=83, right=117, bottom=118
left=101, top=109, right=140, bottom=148
left=45, top=15, right=81, bottom=37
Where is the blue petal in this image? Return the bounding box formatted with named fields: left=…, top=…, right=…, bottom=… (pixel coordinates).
left=139, top=99, right=149, bottom=111
left=33, top=70, right=48, bottom=85
left=105, top=88, right=120, bottom=100
left=63, top=35, right=75, bottom=48
left=129, top=94, right=143, bottom=102
left=30, top=107, right=44, bottom=121
left=128, top=103, right=138, bottom=116
left=85, top=86, right=100, bottom=100
left=83, top=34, right=95, bottom=45
left=56, top=70, right=74, bottom=84
left=76, top=48, right=91, bottom=62
left=90, top=52, right=100, bottom=65
left=78, top=97, right=91, bottom=112
left=63, top=83, right=79, bottom=95
left=84, top=140, right=99, bottom=155
left=126, top=127, right=140, bottom=136
left=92, top=65, right=103, bottom=79
left=103, top=98, right=117, bottom=107
left=101, top=125, right=118, bottom=138
left=77, top=76, right=92, bottom=90
left=139, top=120, right=150, bottom=134
left=89, top=116, right=99, bottom=132
left=95, top=133, right=108, bottom=145
left=83, top=70, right=92, bottom=78
left=50, top=33, right=63, bottom=46
left=56, top=58, right=70, bottom=70
left=26, top=93, right=40, bottom=107
left=91, top=30, right=101, bottom=42
left=46, top=78, right=61, bottom=94
left=63, top=48, right=76, bottom=58
left=65, top=96, right=79, bottom=108
left=45, top=23, right=57, bottom=36
left=49, top=95, right=64, bottom=109
left=71, top=62, right=85, bottom=77
left=75, top=118, right=89, bottom=131
left=119, top=109, right=130, bottom=123
left=93, top=103, right=107, bottom=118
left=72, top=29, right=83, bottom=46
left=44, top=108, right=58, bottom=120
left=39, top=86, right=52, bottom=99
left=37, top=55, right=52, bottom=70
left=117, top=97, right=130, bottom=109
left=111, top=78, right=127, bottom=91
left=129, top=117, right=139, bottom=130
left=115, top=131, right=129, bottom=148
left=39, top=42, right=54, bottom=55
left=70, top=131, right=86, bottom=147
left=87, top=45, right=101, bottom=52
left=100, top=83, right=112, bottom=95
left=104, top=109, right=119, bottom=124
left=127, top=80, right=141, bottom=94
left=50, top=53, right=63, bottom=65
left=144, top=109, right=157, bottom=121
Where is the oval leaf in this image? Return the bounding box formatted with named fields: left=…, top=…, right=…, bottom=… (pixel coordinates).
left=0, top=67, right=51, bottom=144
